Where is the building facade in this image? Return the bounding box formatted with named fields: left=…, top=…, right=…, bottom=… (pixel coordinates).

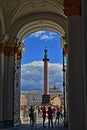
left=20, top=89, right=63, bottom=107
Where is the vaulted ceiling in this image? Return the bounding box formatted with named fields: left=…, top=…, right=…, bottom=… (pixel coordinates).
left=0, top=0, right=67, bottom=41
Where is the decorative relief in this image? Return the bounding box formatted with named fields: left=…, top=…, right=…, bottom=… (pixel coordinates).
left=0, top=38, right=22, bottom=59
left=64, top=0, right=81, bottom=17
left=64, top=44, right=68, bottom=57
left=17, top=51, right=22, bottom=60
left=14, top=41, right=22, bottom=60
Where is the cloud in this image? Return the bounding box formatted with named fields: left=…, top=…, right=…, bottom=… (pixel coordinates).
left=30, top=31, right=56, bottom=41
left=21, top=61, right=63, bottom=91
left=40, top=34, right=54, bottom=41
left=31, top=31, right=45, bottom=37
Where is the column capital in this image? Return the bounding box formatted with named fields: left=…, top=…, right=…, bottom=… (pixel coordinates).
left=64, top=0, right=81, bottom=17
left=0, top=38, right=21, bottom=56
left=0, top=36, right=23, bottom=60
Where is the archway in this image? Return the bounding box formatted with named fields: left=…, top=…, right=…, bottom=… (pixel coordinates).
left=0, top=8, right=68, bottom=127
left=19, top=29, right=67, bottom=126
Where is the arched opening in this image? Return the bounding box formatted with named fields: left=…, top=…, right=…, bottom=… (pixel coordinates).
left=19, top=29, right=67, bottom=127
left=0, top=6, right=68, bottom=127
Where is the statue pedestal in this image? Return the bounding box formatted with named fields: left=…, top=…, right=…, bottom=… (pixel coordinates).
left=42, top=94, right=50, bottom=105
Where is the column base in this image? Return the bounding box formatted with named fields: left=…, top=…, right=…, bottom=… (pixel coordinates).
left=42, top=94, right=50, bottom=105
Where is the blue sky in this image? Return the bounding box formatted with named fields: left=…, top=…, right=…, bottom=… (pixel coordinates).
left=21, top=31, right=62, bottom=64
left=21, top=31, right=63, bottom=91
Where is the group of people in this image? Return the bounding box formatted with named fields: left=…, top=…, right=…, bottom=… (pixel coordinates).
left=42, top=106, right=53, bottom=128
left=28, top=105, right=64, bottom=128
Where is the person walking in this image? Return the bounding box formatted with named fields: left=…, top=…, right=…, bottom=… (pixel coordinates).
left=60, top=106, right=64, bottom=123
left=47, top=106, right=53, bottom=128
left=54, top=107, right=60, bottom=125
left=29, top=105, right=35, bottom=127
left=42, top=106, right=46, bottom=127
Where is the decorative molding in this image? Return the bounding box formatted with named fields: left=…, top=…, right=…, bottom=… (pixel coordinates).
left=64, top=0, right=81, bottom=17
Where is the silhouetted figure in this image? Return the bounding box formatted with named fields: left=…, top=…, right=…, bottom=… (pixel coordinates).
left=54, top=107, right=60, bottom=125
left=60, top=106, right=64, bottom=122
left=29, top=105, right=35, bottom=127
left=47, top=106, right=53, bottom=128
left=42, top=106, right=46, bottom=127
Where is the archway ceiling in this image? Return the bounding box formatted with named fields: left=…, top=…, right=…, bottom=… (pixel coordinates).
left=18, top=20, right=65, bottom=41
left=0, top=0, right=67, bottom=40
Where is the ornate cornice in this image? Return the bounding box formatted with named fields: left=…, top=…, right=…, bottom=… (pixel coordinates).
left=64, top=0, right=81, bottom=17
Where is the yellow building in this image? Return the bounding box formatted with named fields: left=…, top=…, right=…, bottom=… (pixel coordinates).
left=50, top=96, right=61, bottom=106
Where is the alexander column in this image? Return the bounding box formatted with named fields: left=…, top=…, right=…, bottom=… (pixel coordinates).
left=42, top=48, right=50, bottom=105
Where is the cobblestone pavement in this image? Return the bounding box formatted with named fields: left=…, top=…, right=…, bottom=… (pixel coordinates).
left=1, top=116, right=68, bottom=130
left=1, top=124, right=68, bottom=130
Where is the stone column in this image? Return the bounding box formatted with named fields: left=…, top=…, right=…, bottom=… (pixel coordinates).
left=0, top=42, right=4, bottom=126
left=42, top=48, right=50, bottom=104
left=82, top=0, right=87, bottom=129
left=3, top=44, right=14, bottom=126
left=0, top=37, right=22, bottom=127
left=43, top=49, right=49, bottom=95
left=0, top=39, right=14, bottom=126
left=64, top=0, right=85, bottom=130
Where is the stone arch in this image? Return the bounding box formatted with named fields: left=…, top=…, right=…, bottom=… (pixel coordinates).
left=9, top=13, right=67, bottom=40
left=17, top=18, right=65, bottom=41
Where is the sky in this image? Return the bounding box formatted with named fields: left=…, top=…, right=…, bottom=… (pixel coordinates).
left=21, top=30, right=63, bottom=91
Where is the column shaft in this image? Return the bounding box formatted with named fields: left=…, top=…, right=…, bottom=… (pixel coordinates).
left=0, top=54, right=4, bottom=123
left=3, top=54, right=14, bottom=125
left=68, top=15, right=85, bottom=130
left=44, top=61, right=49, bottom=94
left=82, top=0, right=87, bottom=129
